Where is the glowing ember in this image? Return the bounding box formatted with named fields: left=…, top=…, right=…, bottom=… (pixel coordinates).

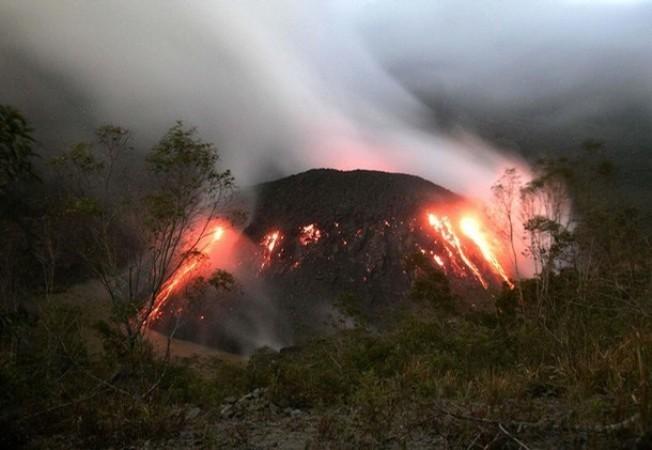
left=427, top=213, right=488, bottom=288
left=433, top=254, right=445, bottom=267
left=299, top=224, right=322, bottom=246
left=263, top=231, right=280, bottom=252
left=211, top=226, right=224, bottom=243
left=261, top=230, right=282, bottom=268
left=459, top=216, right=514, bottom=288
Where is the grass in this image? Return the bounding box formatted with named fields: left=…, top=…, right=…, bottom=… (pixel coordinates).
left=2, top=271, right=650, bottom=448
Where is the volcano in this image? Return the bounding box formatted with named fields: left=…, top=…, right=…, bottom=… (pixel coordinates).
left=157, top=169, right=514, bottom=354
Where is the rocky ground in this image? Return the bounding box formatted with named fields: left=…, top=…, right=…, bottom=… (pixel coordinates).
left=137, top=388, right=445, bottom=449
left=127, top=388, right=643, bottom=450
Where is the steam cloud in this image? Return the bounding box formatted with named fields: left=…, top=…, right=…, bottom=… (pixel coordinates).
left=3, top=1, right=650, bottom=199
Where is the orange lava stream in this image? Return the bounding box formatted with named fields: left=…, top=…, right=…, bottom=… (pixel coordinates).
left=459, top=217, right=514, bottom=289
left=433, top=254, right=445, bottom=267
left=148, top=224, right=225, bottom=322
left=427, top=213, right=488, bottom=289
left=261, top=230, right=282, bottom=269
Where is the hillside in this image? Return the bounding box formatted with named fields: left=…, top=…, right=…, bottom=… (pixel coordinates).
left=160, top=169, right=514, bottom=354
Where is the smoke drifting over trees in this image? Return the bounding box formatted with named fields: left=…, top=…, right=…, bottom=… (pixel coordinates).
left=2, top=1, right=650, bottom=199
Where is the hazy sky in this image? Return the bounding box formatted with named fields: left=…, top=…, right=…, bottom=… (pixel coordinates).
left=1, top=0, right=650, bottom=197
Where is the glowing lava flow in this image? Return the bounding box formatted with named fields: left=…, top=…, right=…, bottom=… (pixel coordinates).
left=299, top=223, right=321, bottom=246
left=433, top=254, right=445, bottom=267
left=148, top=224, right=225, bottom=322
left=427, top=213, right=488, bottom=289
left=459, top=217, right=513, bottom=288
left=261, top=230, right=282, bottom=269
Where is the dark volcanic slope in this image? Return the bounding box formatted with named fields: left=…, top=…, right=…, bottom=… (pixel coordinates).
left=166, top=169, right=509, bottom=353
left=246, top=169, right=460, bottom=237
left=242, top=169, right=496, bottom=331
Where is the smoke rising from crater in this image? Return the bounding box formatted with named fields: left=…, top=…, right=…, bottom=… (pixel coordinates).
left=1, top=1, right=651, bottom=193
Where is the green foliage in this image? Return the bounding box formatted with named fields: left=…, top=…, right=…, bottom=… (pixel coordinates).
left=0, top=105, right=42, bottom=349
left=245, top=315, right=521, bottom=409
left=494, top=282, right=518, bottom=325
left=63, top=196, right=103, bottom=216
left=143, top=122, right=233, bottom=231
left=95, top=125, right=130, bottom=151
left=406, top=252, right=455, bottom=312
left=333, top=292, right=367, bottom=328
left=44, top=121, right=238, bottom=362
left=351, top=371, right=406, bottom=441
left=147, top=121, right=233, bottom=196
left=0, top=297, right=251, bottom=448
left=51, top=142, right=104, bottom=174
left=0, top=105, right=37, bottom=197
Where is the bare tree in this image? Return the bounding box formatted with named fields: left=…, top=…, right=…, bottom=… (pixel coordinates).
left=519, top=159, right=574, bottom=309
left=490, top=168, right=524, bottom=303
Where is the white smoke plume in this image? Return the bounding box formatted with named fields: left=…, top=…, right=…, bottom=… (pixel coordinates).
left=0, top=1, right=527, bottom=197
left=3, top=0, right=651, bottom=197
left=3, top=1, right=651, bottom=199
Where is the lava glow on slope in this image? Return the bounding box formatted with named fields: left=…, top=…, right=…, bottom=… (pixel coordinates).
left=148, top=221, right=229, bottom=323
left=299, top=223, right=321, bottom=246
left=261, top=230, right=282, bottom=269
left=426, top=211, right=513, bottom=289
left=433, top=254, right=445, bottom=267
left=145, top=205, right=515, bottom=326
left=459, top=216, right=514, bottom=288
left=427, top=213, right=488, bottom=288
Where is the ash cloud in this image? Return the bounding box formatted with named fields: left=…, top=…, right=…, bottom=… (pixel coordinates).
left=1, top=1, right=650, bottom=196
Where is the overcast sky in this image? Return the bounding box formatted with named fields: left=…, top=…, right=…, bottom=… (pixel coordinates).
left=1, top=0, right=650, bottom=197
